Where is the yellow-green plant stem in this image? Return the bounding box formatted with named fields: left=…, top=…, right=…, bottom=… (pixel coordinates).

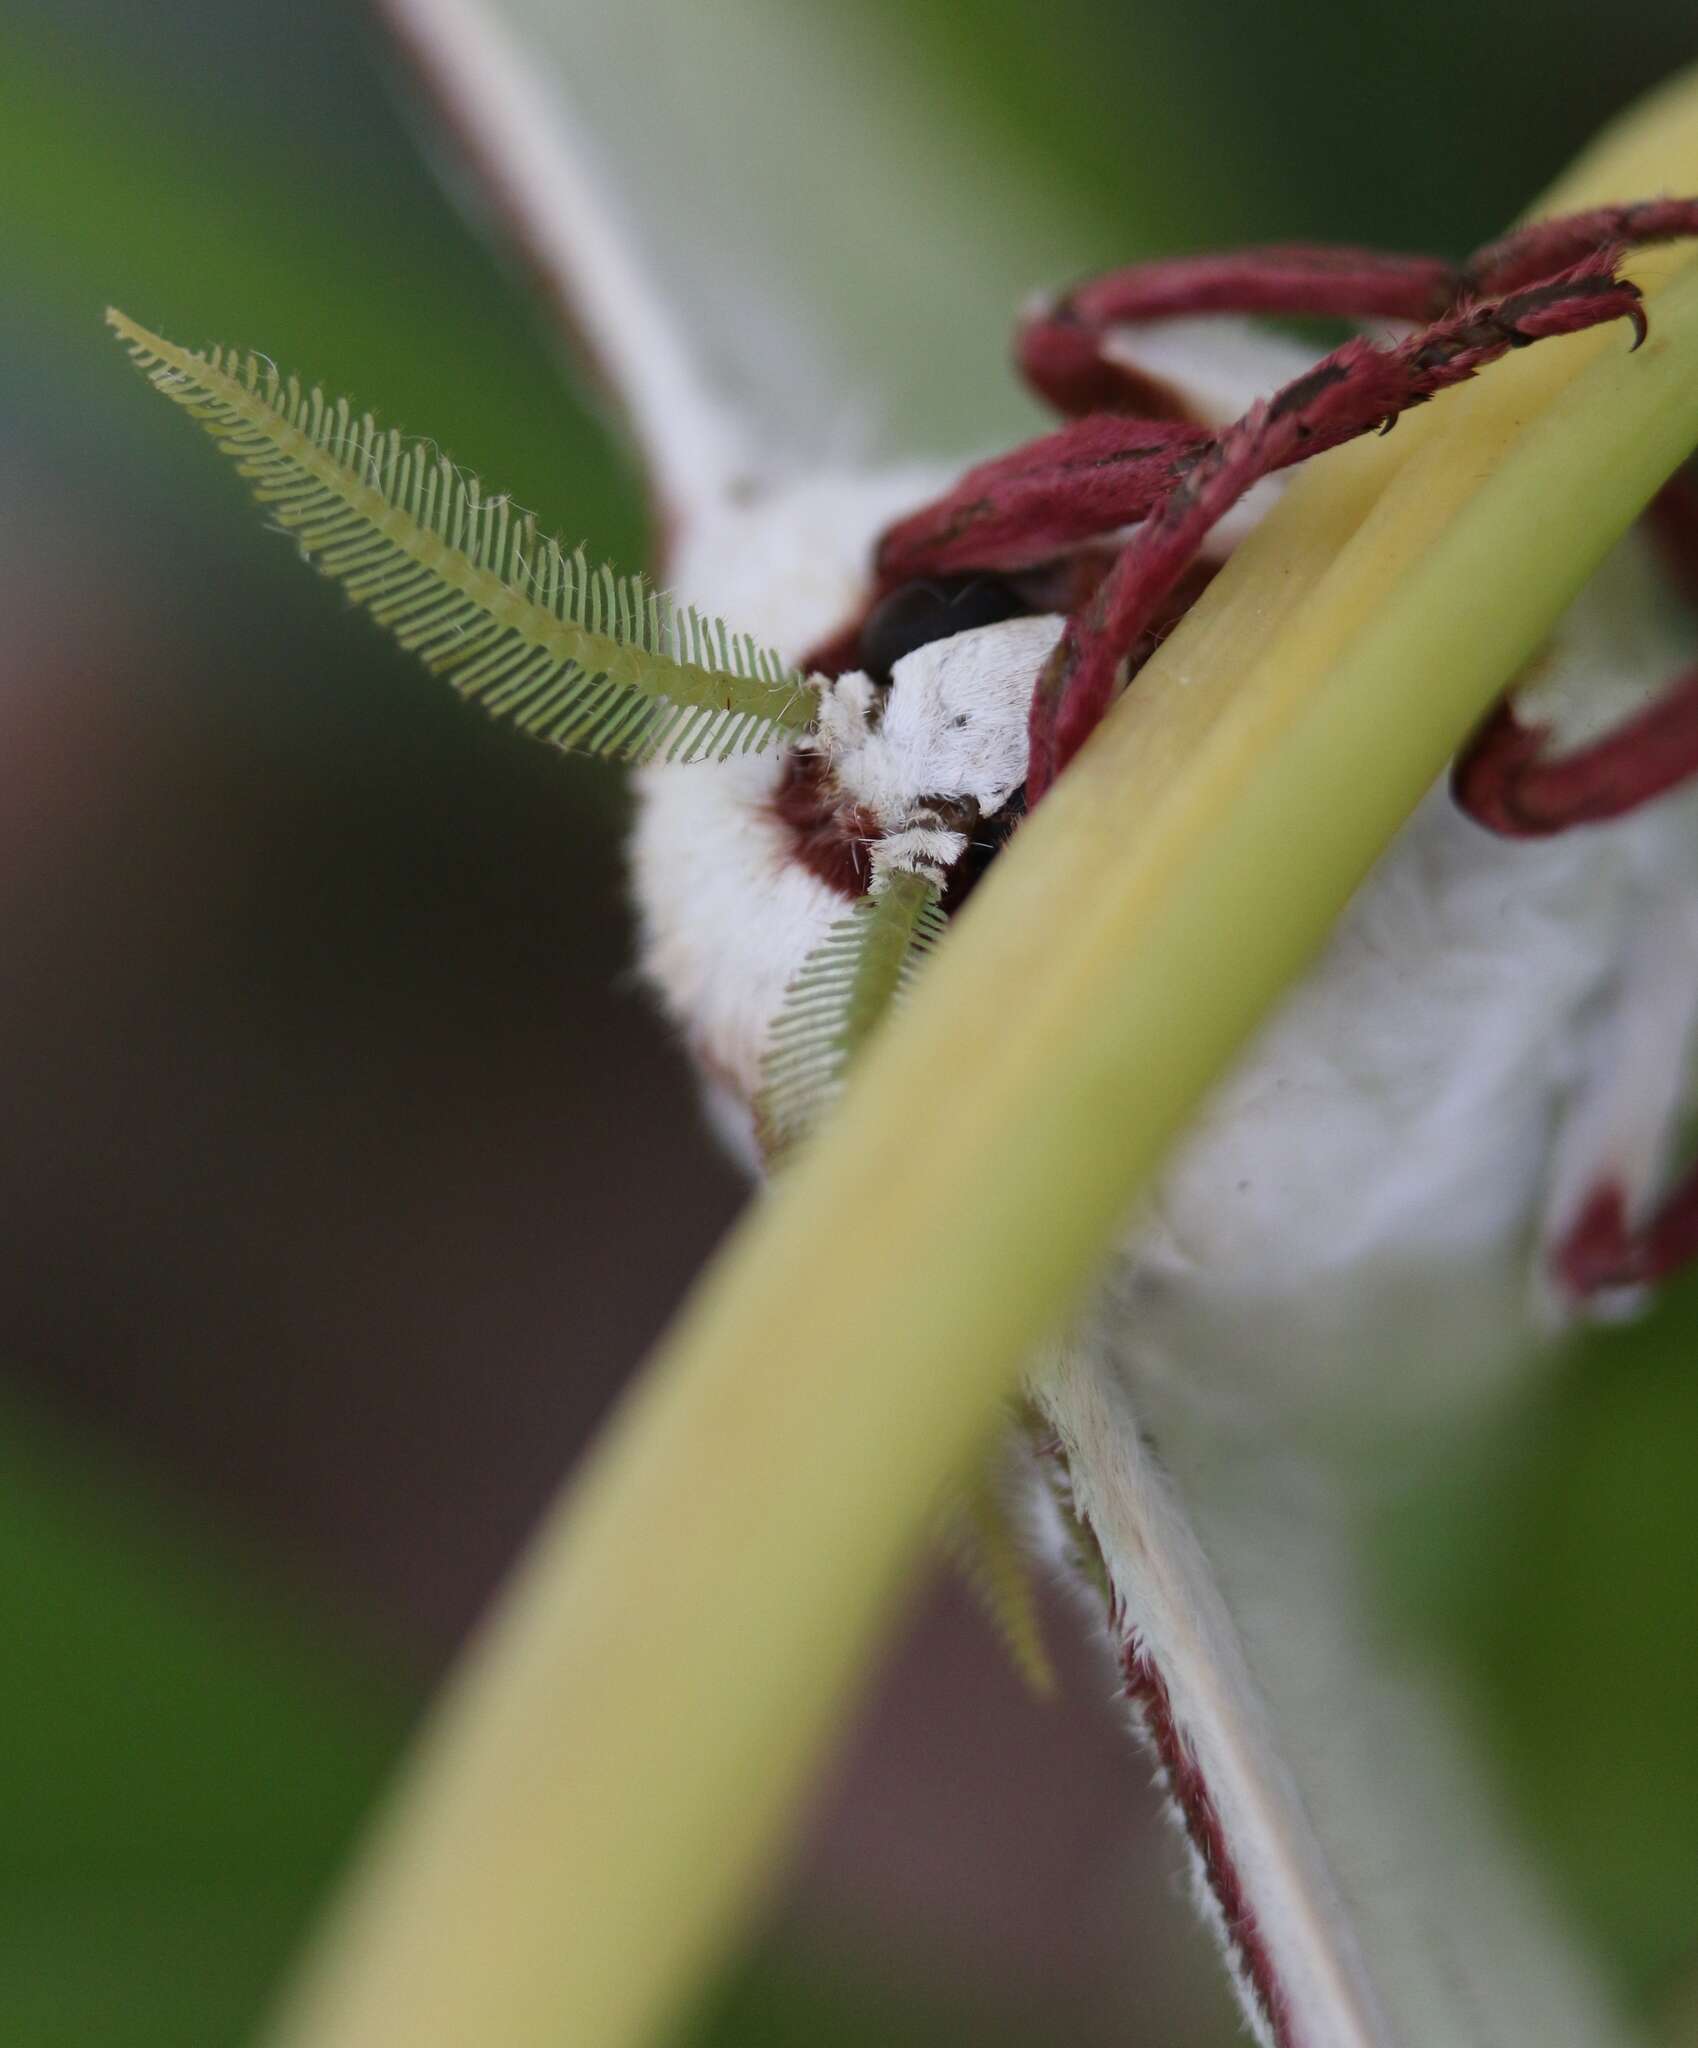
left=267, top=73, right=1698, bottom=2048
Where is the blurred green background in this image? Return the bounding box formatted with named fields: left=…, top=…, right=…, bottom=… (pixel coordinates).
left=2, top=0, right=1697, bottom=2041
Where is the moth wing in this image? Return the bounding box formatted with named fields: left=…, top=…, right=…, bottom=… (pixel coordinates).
left=1040, top=1340, right=1644, bottom=2048
left=758, top=871, right=949, bottom=1159
left=375, top=0, right=1096, bottom=529
left=376, top=0, right=742, bottom=533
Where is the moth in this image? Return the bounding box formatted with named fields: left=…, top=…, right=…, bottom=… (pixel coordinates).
left=110, top=0, right=1698, bottom=2042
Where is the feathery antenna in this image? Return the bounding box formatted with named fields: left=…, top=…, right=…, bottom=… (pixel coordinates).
left=106, top=311, right=819, bottom=764
left=758, top=869, right=949, bottom=1157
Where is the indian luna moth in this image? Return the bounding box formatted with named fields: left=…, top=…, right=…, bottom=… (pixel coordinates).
left=108, top=0, right=1698, bottom=2040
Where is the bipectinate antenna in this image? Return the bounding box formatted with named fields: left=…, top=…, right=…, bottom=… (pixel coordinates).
left=107, top=313, right=818, bottom=765
left=758, top=868, right=949, bottom=1160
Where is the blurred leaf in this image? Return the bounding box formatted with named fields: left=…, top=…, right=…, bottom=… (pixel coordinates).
left=0, top=22, right=643, bottom=569
left=1388, top=1276, right=1698, bottom=2000
left=0, top=1390, right=1052, bottom=2048
left=687, top=1945, right=1047, bottom=2048
left=0, top=1393, right=405, bottom=2047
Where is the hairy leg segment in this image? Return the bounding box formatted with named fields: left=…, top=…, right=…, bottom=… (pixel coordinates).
left=871, top=202, right=1698, bottom=1298
left=870, top=200, right=1698, bottom=798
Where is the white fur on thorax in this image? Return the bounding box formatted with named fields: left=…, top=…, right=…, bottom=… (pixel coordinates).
left=630, top=745, right=836, bottom=1120
left=632, top=467, right=1063, bottom=1114
left=830, top=613, right=1064, bottom=830
left=630, top=466, right=946, bottom=1121
left=665, top=466, right=947, bottom=654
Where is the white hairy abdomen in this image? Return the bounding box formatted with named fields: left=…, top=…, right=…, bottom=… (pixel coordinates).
left=1114, top=785, right=1690, bottom=1430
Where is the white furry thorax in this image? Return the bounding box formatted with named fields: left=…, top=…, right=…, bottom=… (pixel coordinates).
left=630, top=466, right=1060, bottom=1127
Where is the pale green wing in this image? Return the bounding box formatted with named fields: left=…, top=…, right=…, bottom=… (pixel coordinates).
left=1040, top=1339, right=1648, bottom=2048
left=758, top=869, right=948, bottom=1158
left=108, top=312, right=817, bottom=765
left=377, top=0, right=1097, bottom=496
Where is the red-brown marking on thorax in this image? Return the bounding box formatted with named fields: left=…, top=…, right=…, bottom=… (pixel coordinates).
left=766, top=749, right=877, bottom=900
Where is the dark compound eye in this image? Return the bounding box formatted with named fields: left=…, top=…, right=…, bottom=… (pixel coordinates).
left=857, top=573, right=1028, bottom=684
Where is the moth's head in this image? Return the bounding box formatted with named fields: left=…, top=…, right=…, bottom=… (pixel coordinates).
left=813, top=576, right=1065, bottom=885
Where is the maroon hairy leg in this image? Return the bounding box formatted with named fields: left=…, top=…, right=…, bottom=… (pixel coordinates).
left=1647, top=460, right=1698, bottom=606
left=845, top=196, right=1698, bottom=809
left=1025, top=253, right=1647, bottom=799
left=1558, top=1175, right=1698, bottom=1296
left=851, top=201, right=1698, bottom=804
left=1463, top=199, right=1698, bottom=298
left=1002, top=202, right=1698, bottom=795
left=876, top=416, right=1211, bottom=582
left=1453, top=466, right=1698, bottom=836
left=1452, top=677, right=1698, bottom=835
left=1016, top=205, right=1698, bottom=421
left=1446, top=455, right=1698, bottom=1307
left=1018, top=244, right=1457, bottom=418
